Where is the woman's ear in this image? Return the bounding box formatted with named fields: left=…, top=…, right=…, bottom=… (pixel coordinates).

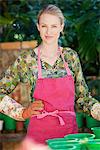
left=37, top=23, right=40, bottom=31
left=60, top=23, right=64, bottom=32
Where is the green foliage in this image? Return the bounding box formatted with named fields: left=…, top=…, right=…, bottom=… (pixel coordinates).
left=0, top=0, right=99, bottom=75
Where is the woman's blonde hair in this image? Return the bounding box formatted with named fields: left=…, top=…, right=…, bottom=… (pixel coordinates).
left=37, top=4, right=64, bottom=25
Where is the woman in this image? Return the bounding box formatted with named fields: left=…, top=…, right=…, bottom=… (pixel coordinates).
left=0, top=4, right=100, bottom=144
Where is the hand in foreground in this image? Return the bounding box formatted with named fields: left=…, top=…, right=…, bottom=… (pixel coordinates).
left=22, top=100, right=44, bottom=119
left=15, top=138, right=51, bottom=150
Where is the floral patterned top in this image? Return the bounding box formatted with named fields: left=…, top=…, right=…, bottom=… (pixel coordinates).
left=0, top=47, right=98, bottom=120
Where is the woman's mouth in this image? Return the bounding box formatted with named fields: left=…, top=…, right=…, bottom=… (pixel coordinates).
left=45, top=35, right=53, bottom=39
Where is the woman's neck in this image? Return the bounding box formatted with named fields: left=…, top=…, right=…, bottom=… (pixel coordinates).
left=40, top=43, right=59, bottom=57
left=37, top=42, right=61, bottom=66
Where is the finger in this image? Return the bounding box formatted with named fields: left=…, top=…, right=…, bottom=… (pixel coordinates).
left=31, top=111, right=41, bottom=115
left=31, top=106, right=44, bottom=111
left=33, top=100, right=44, bottom=104
left=31, top=103, right=44, bottom=109
left=31, top=104, right=43, bottom=109
left=32, top=102, right=44, bottom=107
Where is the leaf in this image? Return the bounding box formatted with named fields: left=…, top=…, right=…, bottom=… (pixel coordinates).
left=0, top=16, right=14, bottom=25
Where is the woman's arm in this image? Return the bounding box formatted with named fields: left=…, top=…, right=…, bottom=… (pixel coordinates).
left=74, top=52, right=100, bottom=120
left=0, top=50, right=44, bottom=121
left=0, top=54, right=26, bottom=120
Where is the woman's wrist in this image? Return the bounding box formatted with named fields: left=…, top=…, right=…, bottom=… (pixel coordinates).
left=22, top=108, right=30, bottom=119
left=91, top=102, right=100, bottom=121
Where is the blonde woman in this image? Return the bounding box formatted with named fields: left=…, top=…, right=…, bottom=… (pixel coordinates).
left=0, top=4, right=100, bottom=144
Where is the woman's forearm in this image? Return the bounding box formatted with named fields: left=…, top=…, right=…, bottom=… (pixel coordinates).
left=0, top=95, right=25, bottom=121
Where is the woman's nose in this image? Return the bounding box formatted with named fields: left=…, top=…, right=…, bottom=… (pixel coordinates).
left=46, top=28, right=51, bottom=34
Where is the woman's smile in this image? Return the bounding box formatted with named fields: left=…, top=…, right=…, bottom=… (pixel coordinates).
left=45, top=35, right=54, bottom=40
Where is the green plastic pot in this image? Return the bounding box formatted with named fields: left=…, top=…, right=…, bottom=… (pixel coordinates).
left=76, top=112, right=85, bottom=128
left=24, top=119, right=29, bottom=129
left=86, top=114, right=100, bottom=128
left=91, top=127, right=100, bottom=139
left=48, top=143, right=76, bottom=150
left=0, top=113, right=4, bottom=120
left=64, top=133, right=95, bottom=150
left=46, top=138, right=66, bottom=145
left=64, top=133, right=95, bottom=141
left=47, top=138, right=81, bottom=150
left=85, top=139, right=100, bottom=150
left=3, top=115, right=16, bottom=130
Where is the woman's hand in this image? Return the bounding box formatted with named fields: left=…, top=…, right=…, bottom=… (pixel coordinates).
left=22, top=100, right=44, bottom=119
left=91, top=102, right=100, bottom=121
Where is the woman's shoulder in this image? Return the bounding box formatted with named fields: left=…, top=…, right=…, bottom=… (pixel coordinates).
left=19, top=48, right=35, bottom=56
left=17, top=47, right=38, bottom=60
left=15, top=48, right=38, bottom=66
left=62, top=47, right=78, bottom=58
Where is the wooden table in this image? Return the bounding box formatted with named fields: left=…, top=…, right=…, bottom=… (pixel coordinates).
left=0, top=133, right=26, bottom=150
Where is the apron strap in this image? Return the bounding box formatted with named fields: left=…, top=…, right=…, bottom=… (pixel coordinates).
left=38, top=46, right=42, bottom=79
left=58, top=47, right=71, bottom=76
left=38, top=46, right=71, bottom=79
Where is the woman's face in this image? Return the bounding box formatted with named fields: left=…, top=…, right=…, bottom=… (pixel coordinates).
left=37, top=13, right=64, bottom=45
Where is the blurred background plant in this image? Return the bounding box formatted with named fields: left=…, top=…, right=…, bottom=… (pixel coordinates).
left=0, top=0, right=100, bottom=77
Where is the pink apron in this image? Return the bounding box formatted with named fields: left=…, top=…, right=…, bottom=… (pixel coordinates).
left=26, top=47, right=78, bottom=144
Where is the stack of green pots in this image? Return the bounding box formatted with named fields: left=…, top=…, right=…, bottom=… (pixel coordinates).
left=46, top=138, right=78, bottom=150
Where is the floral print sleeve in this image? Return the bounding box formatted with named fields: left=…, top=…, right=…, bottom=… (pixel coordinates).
left=0, top=96, right=25, bottom=121
left=0, top=56, right=21, bottom=101
left=0, top=53, right=27, bottom=120
left=0, top=49, right=36, bottom=102
left=0, top=50, right=36, bottom=120
left=72, top=51, right=99, bottom=115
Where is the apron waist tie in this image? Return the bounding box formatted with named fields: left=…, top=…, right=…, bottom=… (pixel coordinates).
left=33, top=110, right=75, bottom=126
